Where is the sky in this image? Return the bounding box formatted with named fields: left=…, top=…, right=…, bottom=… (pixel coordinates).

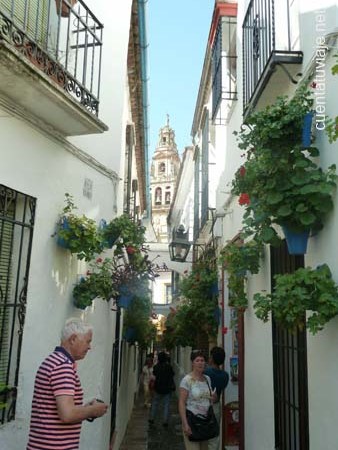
left=147, top=0, right=215, bottom=156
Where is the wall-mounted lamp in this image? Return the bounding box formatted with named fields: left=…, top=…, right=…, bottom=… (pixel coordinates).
left=168, top=225, right=191, bottom=262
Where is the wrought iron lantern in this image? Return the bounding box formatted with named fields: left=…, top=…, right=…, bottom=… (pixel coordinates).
left=168, top=225, right=191, bottom=262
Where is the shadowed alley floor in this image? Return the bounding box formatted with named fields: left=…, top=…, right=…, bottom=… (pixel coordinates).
left=120, top=391, right=185, bottom=450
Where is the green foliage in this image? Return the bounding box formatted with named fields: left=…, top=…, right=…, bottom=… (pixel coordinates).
left=73, top=258, right=118, bottom=309
left=326, top=58, right=338, bottom=143
left=232, top=87, right=337, bottom=243
left=57, top=193, right=102, bottom=261
left=123, top=288, right=156, bottom=349
left=0, top=384, right=12, bottom=410
left=100, top=214, right=146, bottom=254
left=166, top=255, right=220, bottom=347
left=253, top=264, right=338, bottom=334
left=220, top=240, right=263, bottom=309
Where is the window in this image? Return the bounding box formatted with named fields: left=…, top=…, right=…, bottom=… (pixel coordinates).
left=165, top=284, right=172, bottom=304
left=155, top=187, right=162, bottom=205
left=165, top=191, right=171, bottom=204
left=0, top=185, right=36, bottom=424
left=159, top=162, right=165, bottom=173
left=193, top=147, right=200, bottom=240
left=201, top=112, right=209, bottom=228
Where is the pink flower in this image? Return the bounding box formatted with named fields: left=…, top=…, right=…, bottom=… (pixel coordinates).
left=96, top=257, right=103, bottom=263
left=310, top=81, right=317, bottom=89
left=239, top=166, right=246, bottom=177
left=222, top=327, right=228, bottom=335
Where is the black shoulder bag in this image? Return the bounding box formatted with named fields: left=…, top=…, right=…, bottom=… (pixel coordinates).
left=186, top=377, right=219, bottom=442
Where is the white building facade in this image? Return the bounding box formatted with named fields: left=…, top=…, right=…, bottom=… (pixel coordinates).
left=170, top=1, right=338, bottom=449
left=0, top=1, right=149, bottom=449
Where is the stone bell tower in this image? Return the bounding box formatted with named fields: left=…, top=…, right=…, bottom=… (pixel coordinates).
left=150, top=116, right=181, bottom=243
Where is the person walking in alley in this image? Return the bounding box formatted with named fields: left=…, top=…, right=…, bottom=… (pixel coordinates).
left=27, top=318, right=108, bottom=450
left=142, top=353, right=154, bottom=408
left=204, top=347, right=229, bottom=450
left=179, top=350, right=218, bottom=450
left=149, top=351, right=175, bottom=427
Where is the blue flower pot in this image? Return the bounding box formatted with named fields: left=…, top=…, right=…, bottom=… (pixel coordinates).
left=302, top=112, right=314, bottom=148
left=57, top=217, right=71, bottom=249
left=117, top=294, right=134, bottom=309
left=124, top=327, right=136, bottom=342
left=210, top=282, right=219, bottom=296
left=99, top=219, right=119, bottom=248
left=282, top=226, right=310, bottom=255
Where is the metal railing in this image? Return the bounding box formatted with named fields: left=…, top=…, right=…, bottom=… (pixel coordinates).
left=211, top=15, right=237, bottom=124
left=0, top=0, right=103, bottom=116
left=242, top=0, right=299, bottom=113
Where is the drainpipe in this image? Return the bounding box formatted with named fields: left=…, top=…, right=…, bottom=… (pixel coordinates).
left=137, top=0, right=151, bottom=219
left=238, top=308, right=245, bottom=450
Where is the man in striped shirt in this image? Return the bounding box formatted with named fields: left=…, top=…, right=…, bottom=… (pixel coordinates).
left=27, top=318, right=108, bottom=450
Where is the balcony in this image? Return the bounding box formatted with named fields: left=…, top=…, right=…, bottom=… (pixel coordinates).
left=211, top=3, right=237, bottom=125
left=243, top=0, right=303, bottom=118
left=0, top=0, right=107, bottom=136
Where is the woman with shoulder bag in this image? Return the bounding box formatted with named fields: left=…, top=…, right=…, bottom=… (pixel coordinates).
left=178, top=350, right=219, bottom=450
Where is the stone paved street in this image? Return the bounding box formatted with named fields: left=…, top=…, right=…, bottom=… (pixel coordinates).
left=120, top=391, right=185, bottom=450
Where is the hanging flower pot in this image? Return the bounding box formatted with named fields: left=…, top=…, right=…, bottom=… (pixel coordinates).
left=98, top=219, right=119, bottom=248
left=210, top=282, right=219, bottom=296
left=282, top=226, right=310, bottom=255
left=55, top=0, right=77, bottom=17
left=302, top=111, right=314, bottom=148
left=124, top=327, right=136, bottom=343
left=116, top=285, right=134, bottom=309
left=57, top=217, right=71, bottom=249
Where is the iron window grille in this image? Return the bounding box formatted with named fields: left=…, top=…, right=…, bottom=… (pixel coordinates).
left=242, top=0, right=303, bottom=116
left=0, top=0, right=103, bottom=116
left=212, top=15, right=237, bottom=125
left=0, top=184, right=36, bottom=424
left=271, top=241, right=309, bottom=450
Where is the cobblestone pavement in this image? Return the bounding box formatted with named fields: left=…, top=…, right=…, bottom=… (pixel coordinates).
left=147, top=397, right=185, bottom=450
left=120, top=391, right=185, bottom=450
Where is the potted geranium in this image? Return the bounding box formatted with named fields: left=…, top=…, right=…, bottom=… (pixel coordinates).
left=56, top=193, right=103, bottom=261
left=253, top=264, right=338, bottom=334
left=232, top=87, right=337, bottom=254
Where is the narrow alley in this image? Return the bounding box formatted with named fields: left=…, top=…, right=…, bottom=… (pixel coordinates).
left=120, top=392, right=184, bottom=450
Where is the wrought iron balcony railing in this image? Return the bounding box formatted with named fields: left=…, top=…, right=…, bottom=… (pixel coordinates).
left=211, top=15, right=237, bottom=125
left=0, top=0, right=103, bottom=116
left=243, top=0, right=303, bottom=116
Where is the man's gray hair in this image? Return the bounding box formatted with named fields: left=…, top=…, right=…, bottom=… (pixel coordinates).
left=61, top=318, right=93, bottom=341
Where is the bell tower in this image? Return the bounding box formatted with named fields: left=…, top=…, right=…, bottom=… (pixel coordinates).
left=150, top=116, right=181, bottom=242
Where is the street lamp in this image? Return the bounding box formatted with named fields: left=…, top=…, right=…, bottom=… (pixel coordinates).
left=168, top=225, right=191, bottom=262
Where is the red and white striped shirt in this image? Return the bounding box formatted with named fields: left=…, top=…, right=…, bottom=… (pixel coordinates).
left=27, top=347, right=83, bottom=450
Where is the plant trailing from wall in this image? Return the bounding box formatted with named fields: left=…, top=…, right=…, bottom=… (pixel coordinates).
left=253, top=264, right=338, bottom=334
left=173, top=252, right=219, bottom=345
left=100, top=213, right=146, bottom=254
left=56, top=193, right=103, bottom=261
left=123, top=287, right=157, bottom=349
left=219, top=239, right=264, bottom=309
left=232, top=87, right=337, bottom=248
left=73, top=257, right=118, bottom=309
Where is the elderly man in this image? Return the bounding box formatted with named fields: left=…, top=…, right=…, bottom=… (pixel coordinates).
left=27, top=318, right=108, bottom=450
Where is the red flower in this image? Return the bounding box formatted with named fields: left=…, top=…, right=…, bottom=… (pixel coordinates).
left=310, top=81, right=317, bottom=89
left=222, top=327, right=228, bottom=335
left=96, top=257, right=103, bottom=263
left=126, top=246, right=136, bottom=254
left=239, top=166, right=246, bottom=177
left=238, top=193, right=250, bottom=205
left=219, top=301, right=224, bottom=307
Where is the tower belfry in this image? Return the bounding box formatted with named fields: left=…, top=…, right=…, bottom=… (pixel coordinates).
left=150, top=118, right=181, bottom=243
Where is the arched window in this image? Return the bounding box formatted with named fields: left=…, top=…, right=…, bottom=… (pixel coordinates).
left=165, top=191, right=171, bottom=204
left=159, top=162, right=165, bottom=173
left=155, top=187, right=162, bottom=205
